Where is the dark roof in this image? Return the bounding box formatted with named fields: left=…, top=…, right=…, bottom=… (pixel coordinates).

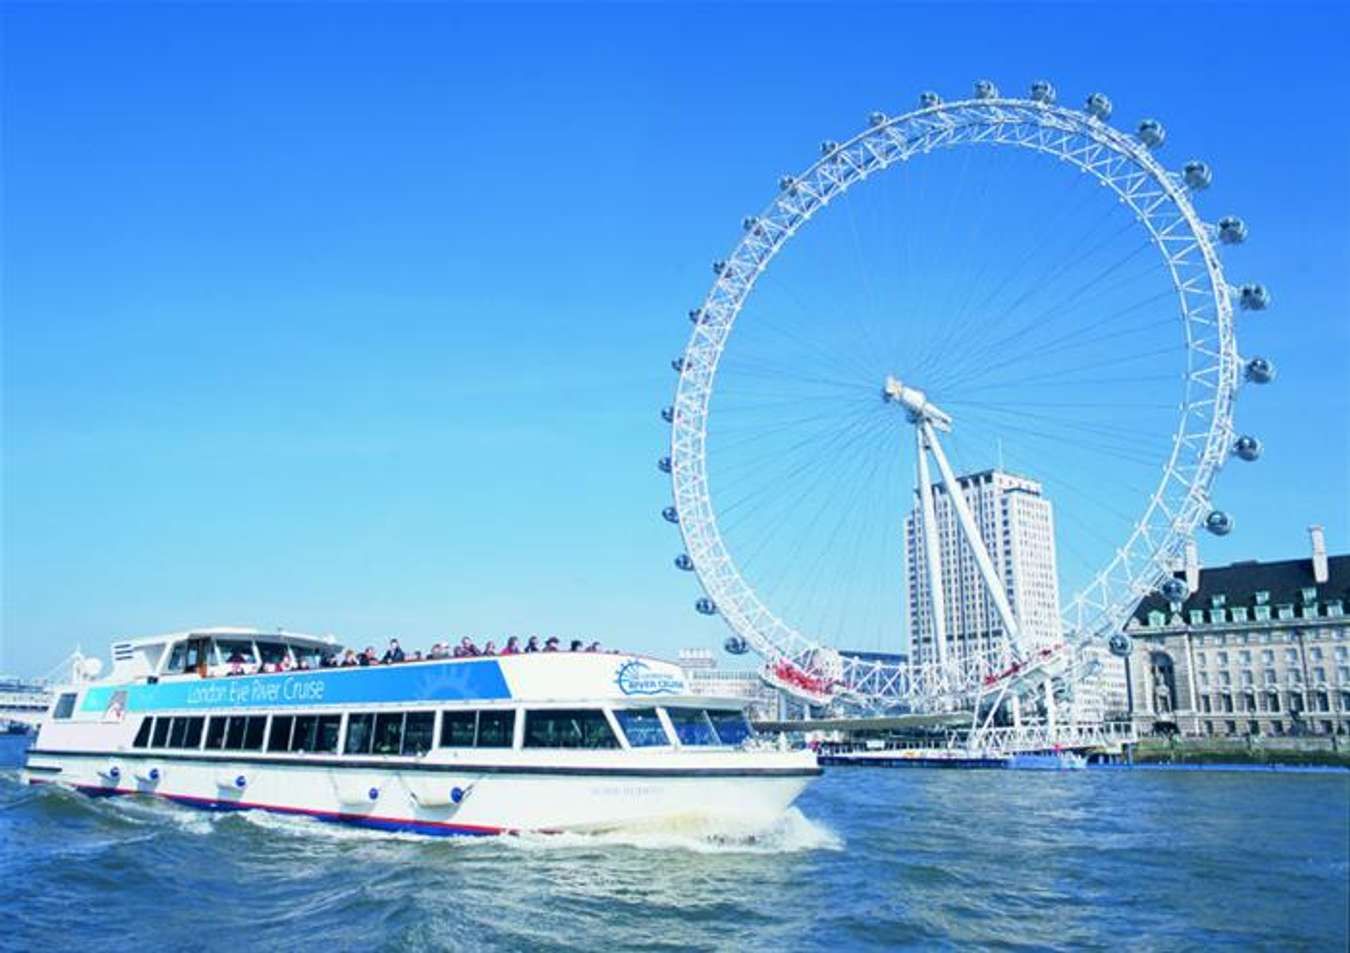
left=1133, top=553, right=1350, bottom=622
left=839, top=649, right=909, bottom=665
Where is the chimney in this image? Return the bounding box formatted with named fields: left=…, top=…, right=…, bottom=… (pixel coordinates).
left=1310, top=525, right=1329, bottom=584
left=1184, top=539, right=1200, bottom=592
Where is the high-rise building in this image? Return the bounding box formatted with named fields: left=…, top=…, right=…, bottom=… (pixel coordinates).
left=905, top=469, right=1061, bottom=665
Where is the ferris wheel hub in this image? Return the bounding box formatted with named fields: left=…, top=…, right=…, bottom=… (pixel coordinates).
left=881, top=375, right=952, bottom=431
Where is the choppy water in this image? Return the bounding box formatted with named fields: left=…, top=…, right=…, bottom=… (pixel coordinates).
left=2, top=736, right=1346, bottom=953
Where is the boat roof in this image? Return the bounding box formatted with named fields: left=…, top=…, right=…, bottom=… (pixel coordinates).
left=113, top=627, right=341, bottom=651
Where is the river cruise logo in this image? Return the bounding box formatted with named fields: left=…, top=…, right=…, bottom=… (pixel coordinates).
left=614, top=659, right=684, bottom=696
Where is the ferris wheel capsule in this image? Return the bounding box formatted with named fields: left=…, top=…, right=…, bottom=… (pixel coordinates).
left=741, top=216, right=759, bottom=232
left=689, top=308, right=705, bottom=324
left=1029, top=80, right=1056, bottom=104
left=1161, top=577, right=1189, bottom=603
left=1238, top=283, right=1270, bottom=310
left=712, top=261, right=726, bottom=276
left=674, top=554, right=694, bottom=572
left=868, top=112, right=888, bottom=128
left=1137, top=119, right=1166, bottom=149
left=662, top=506, right=679, bottom=525
left=1245, top=357, right=1276, bottom=384
left=671, top=357, right=686, bottom=373
left=1183, top=160, right=1213, bottom=190
left=1205, top=510, right=1235, bottom=536
left=1217, top=216, right=1248, bottom=245
left=778, top=176, right=798, bottom=192
left=723, top=636, right=749, bottom=655
left=1085, top=92, right=1113, bottom=121
left=973, top=80, right=998, bottom=100
left=1233, top=435, right=1262, bottom=461
left=1108, top=633, right=1133, bottom=658
left=918, top=90, right=942, bottom=108
left=695, top=597, right=717, bottom=616
left=820, top=140, right=839, bottom=156
left=657, top=456, right=672, bottom=474
left=660, top=406, right=675, bottom=423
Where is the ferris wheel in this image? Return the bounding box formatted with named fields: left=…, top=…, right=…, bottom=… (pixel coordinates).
left=659, top=80, right=1275, bottom=713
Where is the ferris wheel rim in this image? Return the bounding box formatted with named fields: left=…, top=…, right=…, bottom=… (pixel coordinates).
left=667, top=93, right=1242, bottom=705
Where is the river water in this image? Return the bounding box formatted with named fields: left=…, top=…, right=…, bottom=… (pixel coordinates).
left=2, top=736, right=1345, bottom=952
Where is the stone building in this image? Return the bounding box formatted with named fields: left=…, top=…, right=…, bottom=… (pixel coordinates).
left=1124, top=527, right=1349, bottom=737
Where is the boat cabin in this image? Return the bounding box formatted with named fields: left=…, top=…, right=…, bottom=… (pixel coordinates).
left=109, top=628, right=340, bottom=683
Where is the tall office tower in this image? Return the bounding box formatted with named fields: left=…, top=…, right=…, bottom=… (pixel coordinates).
left=905, top=469, right=1062, bottom=666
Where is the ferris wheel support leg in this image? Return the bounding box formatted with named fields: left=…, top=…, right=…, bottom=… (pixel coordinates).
left=922, top=420, right=1024, bottom=655
left=915, top=426, right=950, bottom=671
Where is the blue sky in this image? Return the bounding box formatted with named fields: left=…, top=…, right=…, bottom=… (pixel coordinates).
left=3, top=3, right=1348, bottom=676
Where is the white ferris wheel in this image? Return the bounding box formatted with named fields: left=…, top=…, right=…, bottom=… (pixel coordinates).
left=660, top=80, right=1275, bottom=714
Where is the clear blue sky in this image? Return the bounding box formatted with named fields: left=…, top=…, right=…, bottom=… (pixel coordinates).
left=3, top=3, right=1347, bottom=676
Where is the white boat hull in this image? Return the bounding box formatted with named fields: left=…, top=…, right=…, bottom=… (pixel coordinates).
left=23, top=750, right=817, bottom=836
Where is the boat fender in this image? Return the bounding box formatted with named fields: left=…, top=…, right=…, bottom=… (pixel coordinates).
left=216, top=773, right=247, bottom=790
left=450, top=786, right=465, bottom=804
left=99, top=764, right=122, bottom=783
left=134, top=766, right=162, bottom=784
left=368, top=787, right=379, bottom=802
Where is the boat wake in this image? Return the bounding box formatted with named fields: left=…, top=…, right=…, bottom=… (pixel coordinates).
left=501, top=807, right=843, bottom=855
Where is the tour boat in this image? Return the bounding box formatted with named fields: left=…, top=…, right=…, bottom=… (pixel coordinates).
left=21, top=627, right=820, bottom=836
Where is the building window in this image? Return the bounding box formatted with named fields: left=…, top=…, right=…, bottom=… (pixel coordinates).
left=1220, top=672, right=1231, bottom=687
left=1189, top=610, right=1205, bottom=626
left=1198, top=671, right=1210, bottom=687
left=1255, top=590, right=1270, bottom=606
left=1150, top=651, right=1178, bottom=714
left=1249, top=720, right=1260, bottom=735
left=1277, top=605, right=1294, bottom=620
left=1231, top=607, right=1249, bottom=623
left=1239, top=650, right=1252, bottom=665
left=1254, top=606, right=1271, bottom=622
left=1261, top=649, right=1274, bottom=665
left=1327, top=600, right=1344, bottom=617
left=1301, top=587, right=1317, bottom=604
left=1310, top=646, right=1324, bottom=661
left=1211, top=594, right=1227, bottom=608
left=1201, top=696, right=1212, bottom=713
left=1148, top=610, right=1166, bottom=627
left=1225, top=720, right=1238, bottom=735
left=1210, top=609, right=1227, bottom=624
left=1217, top=652, right=1229, bottom=666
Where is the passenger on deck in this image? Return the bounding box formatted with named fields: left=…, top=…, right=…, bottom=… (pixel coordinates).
left=586, top=641, right=601, bottom=652
left=544, top=637, right=560, bottom=652
left=481, top=640, right=497, bottom=656
left=429, top=643, right=448, bottom=660
left=341, top=649, right=360, bottom=667
left=501, top=636, right=521, bottom=655
left=360, top=646, right=377, bottom=666
left=227, top=648, right=247, bottom=676
left=381, top=639, right=405, bottom=664
left=279, top=654, right=296, bottom=672
left=459, top=637, right=479, bottom=657
left=525, top=636, right=540, bottom=653
left=569, top=639, right=583, bottom=652
left=409, top=650, right=424, bottom=662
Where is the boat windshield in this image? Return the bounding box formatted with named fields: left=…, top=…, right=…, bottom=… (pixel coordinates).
left=706, top=709, right=754, bottom=746
left=612, top=708, right=670, bottom=747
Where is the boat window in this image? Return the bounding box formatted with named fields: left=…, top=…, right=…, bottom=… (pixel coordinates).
left=132, top=717, right=154, bottom=748
left=53, top=693, right=78, bottom=720
left=166, top=642, right=187, bottom=672
left=373, top=712, right=403, bottom=755
left=664, top=708, right=719, bottom=746
left=477, top=710, right=515, bottom=748
left=290, top=715, right=318, bottom=752
left=224, top=716, right=247, bottom=750
left=151, top=716, right=172, bottom=748
left=183, top=716, right=205, bottom=749
left=243, top=716, right=267, bottom=750
left=403, top=712, right=435, bottom=756
left=440, top=710, right=477, bottom=747
left=613, top=708, right=669, bottom=747
left=269, top=716, right=294, bottom=752
left=293, top=646, right=324, bottom=669
left=205, top=716, right=228, bottom=749
left=523, top=709, right=619, bottom=749
left=314, top=715, right=341, bottom=753
left=218, top=640, right=257, bottom=666
left=256, top=642, right=289, bottom=668
left=707, top=710, right=753, bottom=746
left=344, top=713, right=374, bottom=755
left=169, top=717, right=189, bottom=748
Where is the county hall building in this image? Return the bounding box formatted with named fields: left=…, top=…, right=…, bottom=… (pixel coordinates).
left=1123, top=526, right=1349, bottom=738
